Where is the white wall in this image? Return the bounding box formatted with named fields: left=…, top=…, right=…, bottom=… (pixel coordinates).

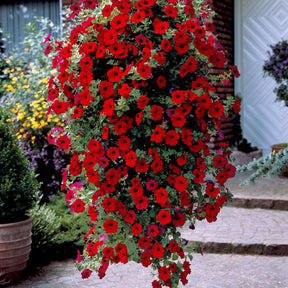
left=234, top=0, right=288, bottom=154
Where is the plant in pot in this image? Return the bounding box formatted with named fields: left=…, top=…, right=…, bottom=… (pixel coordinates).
left=0, top=107, right=39, bottom=285
left=263, top=39, right=288, bottom=155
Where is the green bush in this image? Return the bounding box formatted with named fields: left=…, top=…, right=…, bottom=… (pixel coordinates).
left=29, top=202, right=62, bottom=251
left=0, top=106, right=39, bottom=223
left=48, top=193, right=92, bottom=250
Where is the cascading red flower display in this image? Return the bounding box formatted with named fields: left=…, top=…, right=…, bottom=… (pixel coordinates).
left=46, top=0, right=240, bottom=287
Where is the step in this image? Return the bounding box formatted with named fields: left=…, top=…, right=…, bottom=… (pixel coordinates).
left=226, top=196, right=288, bottom=210
left=180, top=207, right=288, bottom=256
left=226, top=171, right=288, bottom=210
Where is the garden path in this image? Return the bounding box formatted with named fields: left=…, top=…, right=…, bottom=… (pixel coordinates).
left=10, top=171, right=288, bottom=288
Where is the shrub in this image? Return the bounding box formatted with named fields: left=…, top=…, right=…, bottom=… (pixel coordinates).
left=0, top=106, right=39, bottom=223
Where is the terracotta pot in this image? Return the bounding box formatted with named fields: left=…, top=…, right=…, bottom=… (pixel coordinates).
left=271, top=143, right=288, bottom=176
left=0, top=216, right=32, bottom=285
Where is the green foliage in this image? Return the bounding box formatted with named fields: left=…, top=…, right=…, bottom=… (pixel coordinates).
left=237, top=145, right=288, bottom=182
left=29, top=202, right=62, bottom=251
left=0, top=107, right=39, bottom=223
left=48, top=193, right=92, bottom=248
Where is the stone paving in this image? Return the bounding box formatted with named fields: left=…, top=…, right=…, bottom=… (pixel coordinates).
left=8, top=171, right=288, bottom=288
left=181, top=207, right=288, bottom=255
left=10, top=254, right=288, bottom=288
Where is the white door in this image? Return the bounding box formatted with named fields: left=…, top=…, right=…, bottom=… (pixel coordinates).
left=235, top=0, right=288, bottom=154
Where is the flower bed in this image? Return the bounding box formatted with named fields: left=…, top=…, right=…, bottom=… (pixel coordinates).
left=46, top=0, right=240, bottom=287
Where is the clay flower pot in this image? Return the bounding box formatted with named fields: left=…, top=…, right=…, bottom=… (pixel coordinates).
left=0, top=216, right=32, bottom=285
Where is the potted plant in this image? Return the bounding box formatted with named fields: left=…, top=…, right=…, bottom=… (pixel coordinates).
left=0, top=107, right=39, bottom=284
left=257, top=39, right=288, bottom=176
left=45, top=0, right=240, bottom=287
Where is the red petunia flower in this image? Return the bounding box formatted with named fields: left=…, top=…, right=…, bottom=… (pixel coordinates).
left=56, top=135, right=71, bottom=150
left=118, top=83, right=131, bottom=98
left=150, top=105, right=163, bottom=121
left=71, top=198, right=86, bottom=213
left=117, top=135, right=131, bottom=151
left=158, top=266, right=171, bottom=282
left=137, top=63, right=152, bottom=78
left=50, top=100, right=69, bottom=115
left=124, top=210, right=136, bottom=224
left=205, top=203, right=220, bottom=223
left=107, top=66, right=124, bottom=83
left=156, top=75, right=166, bottom=88
left=135, top=158, right=149, bottom=173
left=131, top=223, right=142, bottom=236
left=164, top=4, right=178, bottom=18
left=146, top=178, right=158, bottom=191
left=177, top=154, right=187, bottom=166
left=137, top=95, right=150, bottom=109
left=206, top=183, right=220, bottom=198
left=130, top=11, right=146, bottom=23
left=125, top=150, right=137, bottom=167
left=174, top=42, right=190, bottom=55
left=165, top=130, right=180, bottom=146
left=174, top=31, right=191, bottom=44
left=180, top=191, right=190, bottom=207
left=150, top=125, right=165, bottom=143
left=135, top=111, right=144, bottom=126
left=141, top=251, right=152, bottom=267
left=209, top=101, right=224, bottom=118
left=174, top=175, right=188, bottom=192
left=171, top=90, right=185, bottom=104
left=152, top=242, right=165, bottom=258
left=106, top=168, right=120, bottom=185
left=192, top=169, right=206, bottom=183
left=151, top=158, right=163, bottom=173
left=161, top=39, right=173, bottom=52
left=102, top=125, right=109, bottom=140
left=153, top=19, right=169, bottom=34
left=134, top=196, right=149, bottom=210
left=102, top=4, right=113, bottom=17
left=213, top=155, right=228, bottom=168
left=102, top=247, right=114, bottom=258
left=110, top=14, right=129, bottom=30
left=216, top=169, right=228, bottom=184
left=156, top=210, right=172, bottom=225
left=129, top=184, right=143, bottom=198
left=102, top=197, right=118, bottom=213
left=107, top=147, right=120, bottom=160
left=71, top=107, right=84, bottom=118
left=171, top=113, right=186, bottom=127
left=138, top=236, right=152, bottom=249
left=172, top=212, right=186, bottom=227
left=231, top=65, right=240, bottom=78
left=102, top=99, right=115, bottom=116
left=155, top=188, right=168, bottom=205
left=81, top=269, right=92, bottom=279
left=103, top=219, right=118, bottom=233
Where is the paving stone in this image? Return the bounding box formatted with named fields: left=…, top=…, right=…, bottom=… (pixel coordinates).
left=10, top=254, right=288, bottom=288
left=180, top=207, right=288, bottom=255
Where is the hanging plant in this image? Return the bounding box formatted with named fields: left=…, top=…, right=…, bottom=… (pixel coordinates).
left=45, top=0, right=240, bottom=287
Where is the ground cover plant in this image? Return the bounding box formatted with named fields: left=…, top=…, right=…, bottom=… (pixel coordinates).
left=46, top=0, right=240, bottom=287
